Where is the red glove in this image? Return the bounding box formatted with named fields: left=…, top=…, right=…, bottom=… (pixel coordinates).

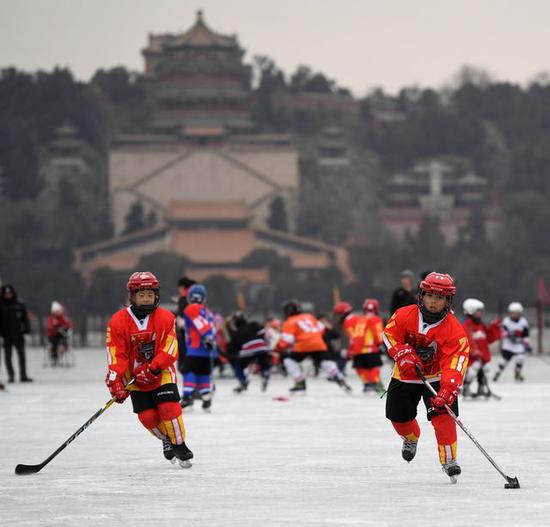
left=393, top=344, right=421, bottom=377
left=431, top=371, right=462, bottom=408
left=431, top=384, right=459, bottom=408
left=105, top=371, right=129, bottom=403
left=134, top=363, right=160, bottom=386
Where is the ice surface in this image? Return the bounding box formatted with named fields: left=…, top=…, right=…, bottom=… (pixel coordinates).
left=1, top=348, right=549, bottom=526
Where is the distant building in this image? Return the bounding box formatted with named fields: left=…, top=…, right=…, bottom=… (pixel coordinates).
left=110, top=11, right=299, bottom=236
left=381, top=158, right=500, bottom=242
left=142, top=9, right=254, bottom=135
left=76, top=201, right=354, bottom=285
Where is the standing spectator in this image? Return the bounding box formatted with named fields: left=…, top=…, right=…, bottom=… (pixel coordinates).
left=389, top=270, right=416, bottom=315
left=46, top=301, right=74, bottom=367
left=175, top=276, right=196, bottom=375
left=0, top=284, right=33, bottom=382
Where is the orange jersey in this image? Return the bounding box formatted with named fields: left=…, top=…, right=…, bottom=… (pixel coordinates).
left=106, top=306, right=178, bottom=392
left=343, top=314, right=384, bottom=357
left=383, top=305, right=469, bottom=384
left=278, top=313, right=327, bottom=353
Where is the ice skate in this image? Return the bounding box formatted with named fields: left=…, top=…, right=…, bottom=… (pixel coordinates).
left=162, top=437, right=176, bottom=464
left=233, top=380, right=249, bottom=394
left=514, top=371, right=524, bottom=382
left=201, top=394, right=212, bottom=413
left=335, top=377, right=352, bottom=394
left=442, top=459, right=461, bottom=483
left=492, top=371, right=501, bottom=382
left=401, top=439, right=417, bottom=462
left=180, top=395, right=194, bottom=411
left=289, top=379, right=306, bottom=394
left=362, top=383, right=371, bottom=393
left=261, top=375, right=270, bottom=392
left=172, top=442, right=194, bottom=468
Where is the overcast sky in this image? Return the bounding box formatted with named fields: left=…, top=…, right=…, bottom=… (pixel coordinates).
left=1, top=0, right=549, bottom=96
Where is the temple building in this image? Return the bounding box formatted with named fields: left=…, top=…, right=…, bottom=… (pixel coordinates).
left=75, top=11, right=354, bottom=288
left=142, top=9, right=254, bottom=136
left=76, top=202, right=353, bottom=285
left=381, top=158, right=500, bottom=242
left=109, top=11, right=299, bottom=236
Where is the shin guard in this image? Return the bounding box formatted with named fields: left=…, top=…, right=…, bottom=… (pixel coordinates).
left=431, top=413, right=458, bottom=463
left=392, top=419, right=420, bottom=442
left=158, top=401, right=186, bottom=445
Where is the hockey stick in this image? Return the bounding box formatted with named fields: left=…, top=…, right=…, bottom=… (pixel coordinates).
left=415, top=365, right=519, bottom=489
left=15, top=379, right=135, bottom=475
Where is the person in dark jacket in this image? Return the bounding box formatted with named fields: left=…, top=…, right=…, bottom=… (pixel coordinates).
left=389, top=270, right=416, bottom=315
left=0, top=284, right=33, bottom=382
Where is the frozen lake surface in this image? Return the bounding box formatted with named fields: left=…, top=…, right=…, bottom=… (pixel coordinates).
left=1, top=348, right=549, bottom=526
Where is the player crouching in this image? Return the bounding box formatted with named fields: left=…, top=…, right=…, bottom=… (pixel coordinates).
left=105, top=272, right=193, bottom=468
left=383, top=272, right=469, bottom=483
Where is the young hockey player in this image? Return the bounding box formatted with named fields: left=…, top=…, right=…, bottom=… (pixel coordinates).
left=180, top=284, right=217, bottom=411
left=276, top=300, right=351, bottom=394
left=226, top=311, right=271, bottom=393
left=493, top=302, right=532, bottom=382
left=461, top=298, right=500, bottom=397
left=46, top=301, right=73, bottom=367
left=105, top=272, right=193, bottom=468
left=383, top=272, right=469, bottom=482
left=336, top=299, right=385, bottom=394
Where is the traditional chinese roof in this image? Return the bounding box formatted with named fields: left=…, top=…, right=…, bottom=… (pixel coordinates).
left=144, top=10, right=238, bottom=53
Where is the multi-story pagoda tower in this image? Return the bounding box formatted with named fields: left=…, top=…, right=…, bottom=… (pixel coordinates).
left=142, top=10, right=254, bottom=137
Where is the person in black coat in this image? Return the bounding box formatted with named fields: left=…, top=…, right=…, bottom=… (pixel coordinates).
left=389, top=269, right=417, bottom=315
left=0, top=284, right=33, bottom=382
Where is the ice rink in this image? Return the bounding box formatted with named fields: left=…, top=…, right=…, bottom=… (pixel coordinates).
left=1, top=348, right=549, bottom=526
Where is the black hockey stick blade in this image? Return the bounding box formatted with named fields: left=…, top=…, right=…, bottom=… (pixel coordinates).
left=505, top=476, right=520, bottom=489
left=15, top=463, right=45, bottom=476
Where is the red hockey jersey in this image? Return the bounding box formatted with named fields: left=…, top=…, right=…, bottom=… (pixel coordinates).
left=383, top=305, right=469, bottom=384
left=106, top=306, right=178, bottom=392
left=343, top=314, right=383, bottom=357
left=462, top=317, right=500, bottom=364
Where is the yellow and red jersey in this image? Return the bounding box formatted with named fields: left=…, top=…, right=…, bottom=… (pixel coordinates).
left=278, top=313, right=327, bottom=353
left=343, top=314, right=384, bottom=357
left=383, top=305, right=469, bottom=384
left=106, top=306, right=178, bottom=392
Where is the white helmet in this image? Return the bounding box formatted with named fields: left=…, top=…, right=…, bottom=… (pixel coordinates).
left=462, top=298, right=485, bottom=316
left=51, top=301, right=64, bottom=314
left=507, top=302, right=524, bottom=314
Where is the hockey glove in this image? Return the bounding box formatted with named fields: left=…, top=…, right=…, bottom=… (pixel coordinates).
left=431, top=385, right=459, bottom=408
left=106, top=371, right=129, bottom=403
left=393, top=345, right=422, bottom=377
left=431, top=371, right=462, bottom=408
left=134, top=363, right=160, bottom=386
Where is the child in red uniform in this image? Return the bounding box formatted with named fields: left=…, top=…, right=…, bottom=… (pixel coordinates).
left=461, top=298, right=501, bottom=397
left=46, top=301, right=73, bottom=367
left=334, top=299, right=385, bottom=394
left=383, top=272, right=469, bottom=482
left=105, top=271, right=193, bottom=468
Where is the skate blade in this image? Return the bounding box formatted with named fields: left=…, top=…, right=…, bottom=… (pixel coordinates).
left=449, top=475, right=458, bottom=484
left=178, top=459, right=192, bottom=469
left=168, top=457, right=176, bottom=465
left=202, top=408, right=212, bottom=413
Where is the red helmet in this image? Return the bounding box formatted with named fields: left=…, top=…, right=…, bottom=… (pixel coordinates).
left=127, top=271, right=160, bottom=292
left=418, top=272, right=455, bottom=323
left=419, top=272, right=456, bottom=296
left=333, top=301, right=353, bottom=318
left=362, top=298, right=380, bottom=314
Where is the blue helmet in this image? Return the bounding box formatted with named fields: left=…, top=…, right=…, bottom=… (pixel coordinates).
left=187, top=284, right=207, bottom=304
